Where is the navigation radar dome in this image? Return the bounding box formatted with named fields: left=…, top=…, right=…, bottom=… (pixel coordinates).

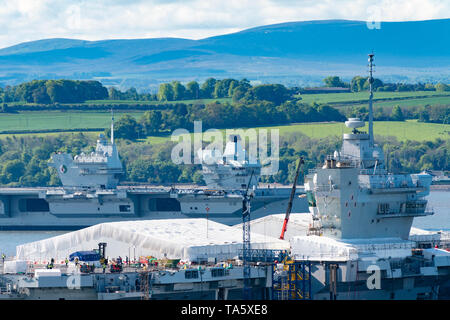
left=373, top=149, right=381, bottom=159
left=345, top=118, right=365, bottom=129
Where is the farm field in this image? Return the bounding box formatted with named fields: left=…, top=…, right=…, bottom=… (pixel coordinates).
left=0, top=131, right=104, bottom=140
left=271, top=120, right=450, bottom=141
left=159, top=120, right=450, bottom=144
left=83, top=97, right=232, bottom=105
left=1, top=90, right=448, bottom=142
left=8, top=91, right=446, bottom=107
left=0, top=111, right=144, bottom=133
left=298, top=90, right=450, bottom=105
left=350, top=95, right=450, bottom=109
left=1, top=108, right=448, bottom=143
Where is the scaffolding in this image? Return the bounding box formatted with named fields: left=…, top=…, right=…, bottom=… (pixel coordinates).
left=242, top=194, right=252, bottom=300
left=272, top=260, right=312, bottom=300
left=139, top=270, right=152, bottom=300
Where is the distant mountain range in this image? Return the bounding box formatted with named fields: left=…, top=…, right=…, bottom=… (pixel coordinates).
left=0, top=19, right=449, bottom=90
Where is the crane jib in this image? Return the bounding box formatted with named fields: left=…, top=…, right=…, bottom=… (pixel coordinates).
left=280, top=157, right=304, bottom=240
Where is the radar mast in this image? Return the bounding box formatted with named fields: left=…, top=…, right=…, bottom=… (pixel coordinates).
left=368, top=53, right=375, bottom=147
left=111, top=108, right=115, bottom=144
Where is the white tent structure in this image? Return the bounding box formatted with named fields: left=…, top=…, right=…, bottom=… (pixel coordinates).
left=16, top=219, right=289, bottom=263
left=232, top=213, right=312, bottom=241
left=409, top=227, right=450, bottom=243
left=3, top=260, right=27, bottom=274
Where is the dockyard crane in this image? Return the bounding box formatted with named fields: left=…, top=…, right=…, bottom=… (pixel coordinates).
left=279, top=157, right=304, bottom=240
left=242, top=170, right=254, bottom=299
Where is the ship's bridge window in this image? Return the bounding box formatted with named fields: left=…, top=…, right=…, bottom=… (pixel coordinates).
left=211, top=268, right=229, bottom=277
left=377, top=203, right=390, bottom=214
left=185, top=270, right=199, bottom=279
left=19, top=199, right=50, bottom=212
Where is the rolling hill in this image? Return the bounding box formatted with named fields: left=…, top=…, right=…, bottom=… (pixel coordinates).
left=0, top=19, right=449, bottom=89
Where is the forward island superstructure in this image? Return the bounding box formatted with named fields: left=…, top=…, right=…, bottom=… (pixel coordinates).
left=48, top=119, right=123, bottom=190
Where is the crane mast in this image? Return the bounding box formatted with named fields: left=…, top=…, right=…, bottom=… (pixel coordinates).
left=280, top=157, right=304, bottom=240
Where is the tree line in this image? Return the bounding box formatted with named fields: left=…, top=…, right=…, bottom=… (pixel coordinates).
left=0, top=132, right=448, bottom=187
left=1, top=77, right=449, bottom=106
left=0, top=77, right=295, bottom=106
left=321, top=76, right=450, bottom=92
left=0, top=80, right=108, bottom=104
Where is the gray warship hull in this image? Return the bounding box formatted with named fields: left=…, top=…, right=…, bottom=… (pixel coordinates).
left=0, top=265, right=272, bottom=300
left=1, top=251, right=449, bottom=300
left=0, top=186, right=307, bottom=230
left=305, top=249, right=450, bottom=300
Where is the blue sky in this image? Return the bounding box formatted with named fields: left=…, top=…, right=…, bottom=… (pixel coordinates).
left=0, top=0, right=448, bottom=49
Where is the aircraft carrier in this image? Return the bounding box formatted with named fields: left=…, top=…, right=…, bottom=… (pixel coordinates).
left=0, top=122, right=307, bottom=230
left=0, top=54, right=449, bottom=301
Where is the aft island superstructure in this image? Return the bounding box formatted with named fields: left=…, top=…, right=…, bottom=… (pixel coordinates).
left=289, top=54, right=449, bottom=300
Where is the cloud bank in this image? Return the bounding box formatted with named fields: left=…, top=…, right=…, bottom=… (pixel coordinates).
left=0, top=0, right=448, bottom=49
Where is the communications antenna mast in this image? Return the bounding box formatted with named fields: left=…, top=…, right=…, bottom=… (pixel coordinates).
left=368, top=53, right=375, bottom=147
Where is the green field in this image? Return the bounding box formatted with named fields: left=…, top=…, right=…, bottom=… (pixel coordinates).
left=0, top=111, right=144, bottom=132
left=84, top=97, right=231, bottom=105
left=6, top=91, right=448, bottom=108
left=351, top=96, right=450, bottom=109
left=298, top=90, right=450, bottom=106
left=157, top=120, right=450, bottom=144
left=3, top=91, right=448, bottom=132
left=6, top=97, right=232, bottom=107
left=271, top=120, right=450, bottom=141
left=0, top=131, right=104, bottom=140
left=1, top=90, right=448, bottom=142
left=1, top=109, right=449, bottom=143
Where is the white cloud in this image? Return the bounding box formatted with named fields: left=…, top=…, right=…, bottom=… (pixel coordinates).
left=0, top=0, right=448, bottom=48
